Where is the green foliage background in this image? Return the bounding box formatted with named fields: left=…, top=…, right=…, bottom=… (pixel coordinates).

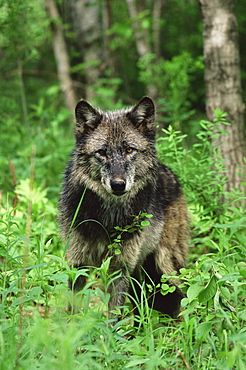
left=0, top=0, right=246, bottom=369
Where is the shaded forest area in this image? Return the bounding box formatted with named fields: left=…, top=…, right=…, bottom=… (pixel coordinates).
left=2, top=0, right=246, bottom=112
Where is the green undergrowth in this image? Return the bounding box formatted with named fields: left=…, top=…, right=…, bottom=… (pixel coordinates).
left=1, top=111, right=246, bottom=369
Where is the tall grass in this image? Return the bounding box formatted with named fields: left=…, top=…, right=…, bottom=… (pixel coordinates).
left=0, top=110, right=246, bottom=369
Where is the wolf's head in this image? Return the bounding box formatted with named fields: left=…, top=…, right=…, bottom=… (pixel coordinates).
left=72, top=97, right=158, bottom=198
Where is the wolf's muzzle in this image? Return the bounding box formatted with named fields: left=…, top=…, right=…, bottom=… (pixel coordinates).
left=110, top=178, right=126, bottom=196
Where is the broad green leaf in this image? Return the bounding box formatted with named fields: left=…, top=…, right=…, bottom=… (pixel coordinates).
left=219, top=286, right=231, bottom=300
left=196, top=322, right=212, bottom=339
left=187, top=284, right=204, bottom=302
left=49, top=273, right=68, bottom=284
left=198, top=275, right=217, bottom=303
left=239, top=269, right=246, bottom=278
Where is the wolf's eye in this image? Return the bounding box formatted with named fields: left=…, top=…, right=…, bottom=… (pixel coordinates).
left=126, top=147, right=134, bottom=154
left=97, top=149, right=107, bottom=157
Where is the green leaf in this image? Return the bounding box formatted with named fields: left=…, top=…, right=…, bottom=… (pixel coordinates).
left=161, top=283, right=169, bottom=291
left=145, top=214, right=153, bottom=218
left=146, top=284, right=153, bottom=293
left=196, top=322, right=212, bottom=339
left=127, top=228, right=137, bottom=233
left=140, top=220, right=150, bottom=227
left=187, top=284, right=204, bottom=302
left=49, top=273, right=68, bottom=284
left=169, top=286, right=176, bottom=293
left=239, top=270, right=246, bottom=278
left=198, top=275, right=217, bottom=303
left=125, top=359, right=148, bottom=368
left=219, top=286, right=231, bottom=301
left=139, top=213, right=153, bottom=218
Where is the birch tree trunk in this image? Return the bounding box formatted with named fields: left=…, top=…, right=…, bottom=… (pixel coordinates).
left=68, top=0, right=105, bottom=101
left=44, top=0, right=77, bottom=113
left=153, top=0, right=163, bottom=58
left=125, top=0, right=158, bottom=99
left=199, top=0, right=246, bottom=203
left=125, top=0, right=150, bottom=57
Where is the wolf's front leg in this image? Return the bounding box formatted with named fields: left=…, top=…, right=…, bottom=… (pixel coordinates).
left=107, top=268, right=130, bottom=319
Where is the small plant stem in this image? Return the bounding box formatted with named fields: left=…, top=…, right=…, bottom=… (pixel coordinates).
left=177, top=350, right=191, bottom=370
left=17, top=56, right=28, bottom=124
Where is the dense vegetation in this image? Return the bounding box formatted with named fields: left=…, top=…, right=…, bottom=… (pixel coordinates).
left=0, top=0, right=246, bottom=369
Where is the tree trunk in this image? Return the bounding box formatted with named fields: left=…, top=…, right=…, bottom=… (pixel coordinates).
left=102, top=0, right=113, bottom=65
left=125, top=0, right=150, bottom=57
left=125, top=0, right=158, bottom=99
left=153, top=0, right=163, bottom=58
left=199, top=0, right=246, bottom=203
left=44, top=0, right=77, bottom=113
left=68, top=0, right=105, bottom=101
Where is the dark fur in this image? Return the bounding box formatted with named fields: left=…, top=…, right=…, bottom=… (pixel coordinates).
left=59, top=97, right=189, bottom=319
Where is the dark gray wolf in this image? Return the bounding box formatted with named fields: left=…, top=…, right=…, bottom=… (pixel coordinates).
left=59, top=97, right=189, bottom=319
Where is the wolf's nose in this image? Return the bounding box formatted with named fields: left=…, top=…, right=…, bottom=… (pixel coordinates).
left=110, top=178, right=126, bottom=193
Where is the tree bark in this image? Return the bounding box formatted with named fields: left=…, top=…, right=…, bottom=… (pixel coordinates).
left=125, top=0, right=150, bottom=56
left=68, top=0, right=105, bottom=101
left=199, top=0, right=246, bottom=203
left=44, top=0, right=77, bottom=113
left=125, top=0, right=158, bottom=99
left=153, top=0, right=163, bottom=58
left=102, top=0, right=115, bottom=72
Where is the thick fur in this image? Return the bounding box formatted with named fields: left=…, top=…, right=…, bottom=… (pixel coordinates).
left=59, top=97, right=189, bottom=319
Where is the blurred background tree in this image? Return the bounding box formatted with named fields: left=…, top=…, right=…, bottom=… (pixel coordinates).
left=0, top=0, right=245, bottom=203
left=199, top=0, right=246, bottom=202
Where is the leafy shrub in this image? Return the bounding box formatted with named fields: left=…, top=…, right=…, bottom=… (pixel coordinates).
left=138, top=51, right=204, bottom=127
left=0, top=96, right=73, bottom=201
left=157, top=109, right=245, bottom=254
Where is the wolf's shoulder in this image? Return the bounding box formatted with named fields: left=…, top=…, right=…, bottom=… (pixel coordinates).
left=157, top=162, right=182, bottom=205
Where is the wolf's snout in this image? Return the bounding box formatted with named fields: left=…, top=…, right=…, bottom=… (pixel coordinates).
left=110, top=178, right=126, bottom=194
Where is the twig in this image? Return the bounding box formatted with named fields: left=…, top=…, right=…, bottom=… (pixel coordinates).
left=177, top=350, right=191, bottom=370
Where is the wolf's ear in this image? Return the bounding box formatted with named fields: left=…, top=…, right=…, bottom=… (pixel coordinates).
left=127, top=97, right=155, bottom=136
left=75, top=100, right=102, bottom=139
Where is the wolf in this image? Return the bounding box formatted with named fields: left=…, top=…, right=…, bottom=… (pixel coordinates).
left=58, top=96, right=189, bottom=319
